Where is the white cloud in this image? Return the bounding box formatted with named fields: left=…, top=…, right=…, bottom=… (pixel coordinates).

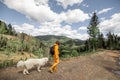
left=3, top=0, right=90, bottom=40
left=3, top=0, right=89, bottom=24
left=13, top=23, right=88, bottom=40
left=78, top=26, right=87, bottom=30
left=98, top=8, right=113, bottom=15
left=0, top=19, right=8, bottom=24
left=13, top=23, right=37, bottom=35
left=3, top=0, right=58, bottom=23
left=56, top=0, right=83, bottom=9
left=100, top=17, right=106, bottom=21
left=62, top=9, right=90, bottom=24
left=50, top=9, right=90, bottom=24
left=34, top=0, right=48, bottom=6
left=82, top=4, right=89, bottom=7
left=99, top=13, right=120, bottom=36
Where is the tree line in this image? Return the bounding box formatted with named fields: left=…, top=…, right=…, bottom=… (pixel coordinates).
left=59, top=12, right=120, bottom=58
left=85, top=12, right=120, bottom=51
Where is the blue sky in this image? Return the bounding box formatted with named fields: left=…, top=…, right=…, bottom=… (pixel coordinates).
left=0, top=0, right=120, bottom=40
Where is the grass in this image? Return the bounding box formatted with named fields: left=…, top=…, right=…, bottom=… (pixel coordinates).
left=0, top=51, right=38, bottom=68
left=60, top=49, right=104, bottom=60
left=0, top=48, right=104, bottom=68
left=0, top=60, right=15, bottom=68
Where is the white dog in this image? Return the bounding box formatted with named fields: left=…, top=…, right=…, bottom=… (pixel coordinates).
left=17, top=57, right=48, bottom=75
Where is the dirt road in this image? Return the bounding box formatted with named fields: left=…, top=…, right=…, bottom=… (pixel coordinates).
left=0, top=50, right=120, bottom=80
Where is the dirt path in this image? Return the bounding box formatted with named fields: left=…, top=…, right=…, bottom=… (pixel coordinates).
left=0, top=50, right=120, bottom=80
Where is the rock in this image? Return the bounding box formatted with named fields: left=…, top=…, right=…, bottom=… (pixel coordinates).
left=119, top=57, right=120, bottom=60
left=118, top=62, right=120, bottom=65
left=113, top=71, right=120, bottom=75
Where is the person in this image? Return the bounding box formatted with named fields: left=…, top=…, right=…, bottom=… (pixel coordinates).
left=49, top=41, right=60, bottom=73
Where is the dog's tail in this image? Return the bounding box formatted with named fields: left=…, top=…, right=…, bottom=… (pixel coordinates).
left=17, top=60, right=25, bottom=68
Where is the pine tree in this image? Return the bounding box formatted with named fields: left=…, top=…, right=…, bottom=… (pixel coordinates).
left=98, top=33, right=105, bottom=48
left=85, top=39, right=91, bottom=51
left=87, top=12, right=100, bottom=51
left=107, top=32, right=113, bottom=49
left=0, top=21, right=8, bottom=34
left=8, top=24, right=13, bottom=35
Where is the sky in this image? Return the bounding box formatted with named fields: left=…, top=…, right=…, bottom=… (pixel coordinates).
left=0, top=0, right=120, bottom=40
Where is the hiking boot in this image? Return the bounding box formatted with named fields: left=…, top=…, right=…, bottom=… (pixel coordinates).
left=53, top=68, right=57, bottom=72
left=49, top=68, right=53, bottom=73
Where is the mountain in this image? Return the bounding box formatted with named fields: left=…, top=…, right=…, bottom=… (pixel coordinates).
left=35, top=35, right=85, bottom=46
left=35, top=35, right=70, bottom=41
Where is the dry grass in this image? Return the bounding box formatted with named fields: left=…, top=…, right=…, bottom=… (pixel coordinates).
left=0, top=52, right=38, bottom=63
left=0, top=34, right=16, bottom=40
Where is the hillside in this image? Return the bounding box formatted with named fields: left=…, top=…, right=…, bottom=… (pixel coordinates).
left=35, top=35, right=71, bottom=42
left=0, top=34, right=49, bottom=68
left=0, top=50, right=120, bottom=80
left=0, top=20, right=86, bottom=68
left=35, top=35, right=85, bottom=46
left=0, top=20, right=49, bottom=68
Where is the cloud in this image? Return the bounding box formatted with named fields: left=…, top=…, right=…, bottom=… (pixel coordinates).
left=82, top=4, right=89, bottom=7
left=78, top=26, right=87, bottom=30
left=13, top=23, right=88, bottom=40
left=2, top=0, right=90, bottom=40
left=13, top=23, right=37, bottom=35
left=52, top=9, right=89, bottom=24
left=56, top=0, right=83, bottom=9
left=34, top=0, right=48, bottom=6
left=3, top=0, right=58, bottom=23
left=100, top=17, right=106, bottom=21
left=3, top=0, right=89, bottom=24
left=98, top=8, right=113, bottom=15
left=99, top=13, right=120, bottom=36
left=62, top=9, right=90, bottom=24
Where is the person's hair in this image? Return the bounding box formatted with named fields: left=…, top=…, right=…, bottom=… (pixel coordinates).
left=55, top=41, right=60, bottom=45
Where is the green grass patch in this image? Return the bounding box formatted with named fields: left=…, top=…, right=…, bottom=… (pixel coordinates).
left=60, top=49, right=104, bottom=59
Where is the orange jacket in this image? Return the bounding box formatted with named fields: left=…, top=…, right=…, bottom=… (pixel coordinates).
left=54, top=43, right=59, bottom=58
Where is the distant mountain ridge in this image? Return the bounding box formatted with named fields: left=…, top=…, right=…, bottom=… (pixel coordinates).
left=35, top=35, right=70, bottom=41
left=35, top=35, right=85, bottom=46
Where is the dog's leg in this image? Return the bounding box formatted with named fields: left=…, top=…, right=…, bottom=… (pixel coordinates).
left=23, top=69, right=26, bottom=75
left=23, top=69, right=30, bottom=75
left=26, top=69, right=30, bottom=75
left=37, top=66, right=41, bottom=72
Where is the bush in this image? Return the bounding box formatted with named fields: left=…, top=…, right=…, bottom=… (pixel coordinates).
left=0, top=60, right=15, bottom=68
left=71, top=50, right=79, bottom=57
left=0, top=35, right=8, bottom=48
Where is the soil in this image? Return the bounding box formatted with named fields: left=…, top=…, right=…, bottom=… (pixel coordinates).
left=0, top=50, right=120, bottom=80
